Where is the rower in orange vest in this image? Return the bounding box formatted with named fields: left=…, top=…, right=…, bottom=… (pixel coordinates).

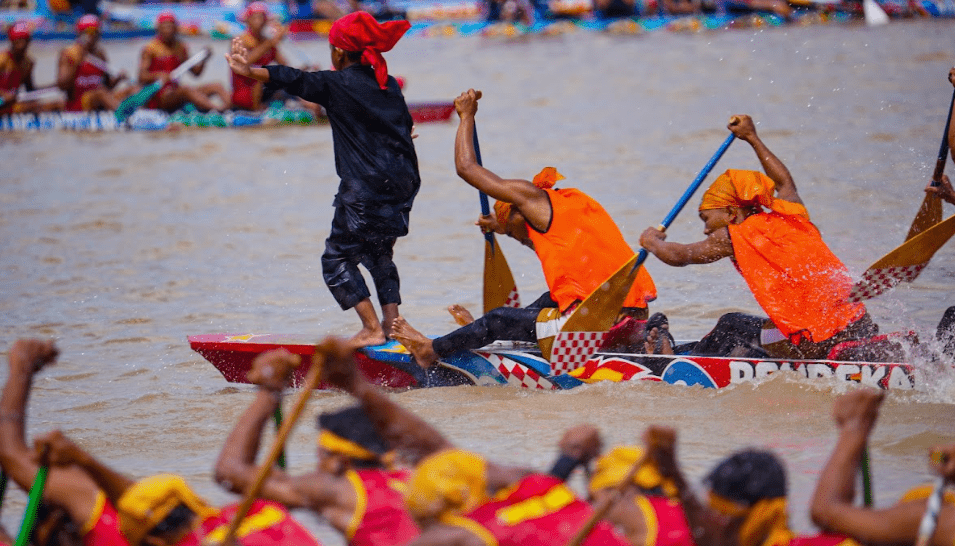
left=391, top=89, right=657, bottom=369
left=639, top=114, right=878, bottom=360
left=214, top=349, right=420, bottom=546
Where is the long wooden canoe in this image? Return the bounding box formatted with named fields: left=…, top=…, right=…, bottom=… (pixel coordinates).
left=188, top=333, right=924, bottom=392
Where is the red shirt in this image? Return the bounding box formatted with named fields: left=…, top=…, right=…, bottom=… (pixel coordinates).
left=345, top=469, right=420, bottom=546
left=177, top=500, right=322, bottom=546
left=142, top=39, right=187, bottom=109
left=635, top=495, right=694, bottom=546
left=231, top=32, right=276, bottom=110
left=81, top=493, right=131, bottom=546
left=449, top=474, right=630, bottom=546
left=62, top=45, right=108, bottom=112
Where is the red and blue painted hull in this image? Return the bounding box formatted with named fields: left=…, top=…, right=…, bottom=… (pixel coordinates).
left=188, top=333, right=921, bottom=391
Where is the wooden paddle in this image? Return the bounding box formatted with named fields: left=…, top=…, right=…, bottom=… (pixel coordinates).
left=915, top=476, right=946, bottom=546
left=548, top=132, right=736, bottom=375
left=473, top=125, right=521, bottom=314
left=565, top=452, right=648, bottom=546
left=849, top=213, right=955, bottom=302
left=906, top=88, right=955, bottom=241
left=215, top=347, right=326, bottom=546
left=15, top=448, right=49, bottom=546
left=0, top=87, right=66, bottom=108
left=115, top=48, right=211, bottom=123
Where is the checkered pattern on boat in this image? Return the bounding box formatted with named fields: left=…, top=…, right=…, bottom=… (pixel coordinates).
left=549, top=331, right=608, bottom=375
left=849, top=263, right=927, bottom=302
left=482, top=353, right=556, bottom=389
left=505, top=287, right=520, bottom=308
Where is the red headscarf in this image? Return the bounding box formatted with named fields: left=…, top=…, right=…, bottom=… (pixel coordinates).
left=241, top=1, right=269, bottom=21
left=156, top=11, right=176, bottom=25
left=76, top=14, right=100, bottom=33
left=328, top=11, right=410, bottom=90
left=7, top=22, right=31, bottom=40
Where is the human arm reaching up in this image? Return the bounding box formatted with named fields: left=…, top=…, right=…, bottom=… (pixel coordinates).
left=729, top=115, right=802, bottom=206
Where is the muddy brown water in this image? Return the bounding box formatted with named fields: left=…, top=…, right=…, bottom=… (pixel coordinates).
left=2, top=19, right=955, bottom=543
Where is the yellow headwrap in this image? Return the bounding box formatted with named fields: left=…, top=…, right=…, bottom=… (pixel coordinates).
left=708, top=492, right=793, bottom=546
left=699, top=169, right=809, bottom=219
left=117, top=474, right=217, bottom=545
left=493, top=167, right=565, bottom=228
left=318, top=430, right=379, bottom=461
left=588, top=446, right=678, bottom=498
left=405, top=449, right=488, bottom=521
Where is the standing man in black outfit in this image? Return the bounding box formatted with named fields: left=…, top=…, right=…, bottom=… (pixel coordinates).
left=226, top=11, right=420, bottom=347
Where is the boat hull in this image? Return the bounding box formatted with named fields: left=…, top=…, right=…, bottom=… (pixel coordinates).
left=188, top=333, right=922, bottom=391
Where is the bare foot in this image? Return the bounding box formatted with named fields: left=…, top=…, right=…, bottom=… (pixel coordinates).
left=390, top=316, right=439, bottom=369
left=644, top=327, right=674, bottom=355
left=350, top=326, right=387, bottom=348
left=448, top=304, right=475, bottom=327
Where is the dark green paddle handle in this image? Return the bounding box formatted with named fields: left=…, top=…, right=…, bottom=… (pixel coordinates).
left=15, top=465, right=48, bottom=546
left=861, top=448, right=873, bottom=507
left=930, top=88, right=955, bottom=185
left=0, top=470, right=8, bottom=515
left=273, top=405, right=286, bottom=470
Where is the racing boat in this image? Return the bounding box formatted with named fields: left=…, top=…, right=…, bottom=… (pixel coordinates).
left=188, top=332, right=924, bottom=392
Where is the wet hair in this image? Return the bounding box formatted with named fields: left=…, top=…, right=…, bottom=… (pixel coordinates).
left=705, top=449, right=787, bottom=506
left=147, top=504, right=195, bottom=540
left=344, top=50, right=362, bottom=63
left=317, top=405, right=388, bottom=464
left=34, top=502, right=81, bottom=546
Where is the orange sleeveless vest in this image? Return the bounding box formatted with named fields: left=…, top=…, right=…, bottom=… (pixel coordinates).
left=345, top=469, right=420, bottom=546
left=728, top=211, right=865, bottom=344
left=526, top=188, right=656, bottom=312
left=451, top=474, right=630, bottom=546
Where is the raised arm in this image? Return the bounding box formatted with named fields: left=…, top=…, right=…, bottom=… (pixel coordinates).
left=807, top=389, right=950, bottom=543
left=33, top=429, right=134, bottom=505
left=321, top=338, right=453, bottom=464
left=213, top=349, right=334, bottom=509
left=226, top=37, right=270, bottom=83
left=0, top=340, right=102, bottom=530
left=453, top=89, right=552, bottom=230
left=729, top=115, right=802, bottom=206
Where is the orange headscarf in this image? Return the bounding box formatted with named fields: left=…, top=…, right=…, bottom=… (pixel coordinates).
left=699, top=169, right=808, bottom=219
left=493, top=167, right=565, bottom=227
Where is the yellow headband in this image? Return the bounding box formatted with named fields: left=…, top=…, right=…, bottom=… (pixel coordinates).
left=405, top=449, right=488, bottom=520
left=117, top=474, right=216, bottom=545
left=588, top=446, right=678, bottom=498
left=707, top=493, right=792, bottom=546
left=318, top=430, right=378, bottom=461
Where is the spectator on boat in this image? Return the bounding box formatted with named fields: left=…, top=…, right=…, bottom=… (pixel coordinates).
left=214, top=348, right=421, bottom=546
left=226, top=12, right=421, bottom=348
left=482, top=0, right=536, bottom=25
left=314, top=336, right=632, bottom=546
left=1, top=22, right=59, bottom=115
left=811, top=389, right=955, bottom=544
left=56, top=15, right=131, bottom=112
left=593, top=0, right=638, bottom=19
left=139, top=12, right=230, bottom=113
left=0, top=339, right=113, bottom=546
left=390, top=88, right=656, bottom=370
left=644, top=423, right=860, bottom=546
left=640, top=114, right=878, bottom=360
left=231, top=2, right=291, bottom=111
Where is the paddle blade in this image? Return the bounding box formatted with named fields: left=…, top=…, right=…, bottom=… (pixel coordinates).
left=483, top=236, right=520, bottom=314
left=863, top=0, right=890, bottom=25
left=907, top=193, right=943, bottom=241
left=115, top=82, right=161, bottom=123
left=548, top=255, right=640, bottom=375
left=850, top=214, right=955, bottom=302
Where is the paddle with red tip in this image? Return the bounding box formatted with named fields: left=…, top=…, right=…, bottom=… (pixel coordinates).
left=473, top=125, right=521, bottom=314
left=907, top=88, right=955, bottom=241
left=849, top=213, right=955, bottom=302
left=548, top=130, right=736, bottom=375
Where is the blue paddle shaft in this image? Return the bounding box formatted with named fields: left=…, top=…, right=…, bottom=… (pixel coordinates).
left=931, top=88, right=955, bottom=186
left=473, top=125, right=495, bottom=245
left=635, top=133, right=736, bottom=270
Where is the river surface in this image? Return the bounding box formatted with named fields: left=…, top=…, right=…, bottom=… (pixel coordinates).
left=2, top=18, right=955, bottom=542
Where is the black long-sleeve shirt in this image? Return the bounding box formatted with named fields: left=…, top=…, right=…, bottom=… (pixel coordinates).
left=265, top=64, right=421, bottom=238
